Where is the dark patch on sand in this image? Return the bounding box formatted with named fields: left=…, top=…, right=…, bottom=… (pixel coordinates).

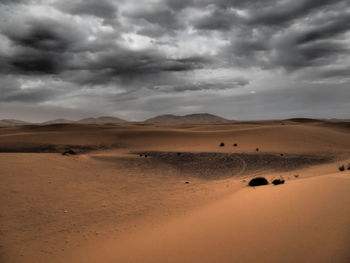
left=131, top=151, right=334, bottom=179
left=0, top=142, right=110, bottom=154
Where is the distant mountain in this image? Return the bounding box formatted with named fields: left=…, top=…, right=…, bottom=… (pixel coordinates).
left=144, top=113, right=231, bottom=124
left=0, top=119, right=30, bottom=126
left=41, top=119, right=74, bottom=125
left=76, top=116, right=127, bottom=124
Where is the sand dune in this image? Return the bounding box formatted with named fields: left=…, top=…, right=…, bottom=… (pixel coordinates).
left=70, top=172, right=350, bottom=263
left=0, top=120, right=349, bottom=263
left=1, top=121, right=350, bottom=154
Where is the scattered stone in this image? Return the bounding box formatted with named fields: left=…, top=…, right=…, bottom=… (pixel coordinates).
left=272, top=179, right=285, bottom=185
left=338, top=165, right=345, bottom=172
left=62, top=149, right=76, bottom=156
left=248, top=177, right=268, bottom=187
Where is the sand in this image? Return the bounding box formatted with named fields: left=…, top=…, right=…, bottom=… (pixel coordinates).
left=70, top=172, right=350, bottom=263
left=0, top=120, right=349, bottom=262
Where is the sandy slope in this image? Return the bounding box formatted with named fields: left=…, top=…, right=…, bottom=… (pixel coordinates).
left=70, top=172, right=350, bottom=263
left=0, top=120, right=350, bottom=263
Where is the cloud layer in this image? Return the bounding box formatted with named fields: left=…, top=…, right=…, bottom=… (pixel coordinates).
left=0, top=0, right=349, bottom=121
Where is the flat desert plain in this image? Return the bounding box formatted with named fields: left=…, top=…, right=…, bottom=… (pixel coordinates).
left=0, top=119, right=350, bottom=263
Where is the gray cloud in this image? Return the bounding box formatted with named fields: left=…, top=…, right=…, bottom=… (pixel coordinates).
left=0, top=0, right=349, bottom=121
left=56, top=0, right=118, bottom=20
left=151, top=76, right=249, bottom=93
left=0, top=77, right=60, bottom=102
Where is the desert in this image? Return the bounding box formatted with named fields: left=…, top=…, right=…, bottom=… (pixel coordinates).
left=0, top=116, right=349, bottom=263
left=1, top=1, right=350, bottom=261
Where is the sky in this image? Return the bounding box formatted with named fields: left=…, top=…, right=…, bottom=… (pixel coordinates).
left=0, top=0, right=349, bottom=122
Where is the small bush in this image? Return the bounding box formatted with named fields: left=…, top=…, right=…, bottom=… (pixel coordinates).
left=248, top=177, right=268, bottom=187
left=347, top=164, right=350, bottom=170
left=272, top=179, right=285, bottom=185
left=219, top=142, right=225, bottom=147
left=233, top=143, right=238, bottom=147
left=256, top=148, right=259, bottom=152
left=338, top=165, right=345, bottom=172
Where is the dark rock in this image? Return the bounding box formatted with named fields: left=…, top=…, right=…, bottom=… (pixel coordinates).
left=219, top=142, right=225, bottom=147
left=248, top=177, right=268, bottom=187
left=185, top=181, right=189, bottom=184
left=272, top=179, right=285, bottom=185
left=256, top=148, right=259, bottom=152
left=233, top=143, right=238, bottom=147
left=62, top=149, right=76, bottom=156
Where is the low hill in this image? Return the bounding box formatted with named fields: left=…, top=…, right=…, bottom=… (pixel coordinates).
left=0, top=119, right=30, bottom=126
left=144, top=113, right=231, bottom=124
left=41, top=119, right=74, bottom=125
left=76, top=116, right=127, bottom=124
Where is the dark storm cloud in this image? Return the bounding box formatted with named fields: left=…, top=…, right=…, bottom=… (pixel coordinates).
left=294, top=14, right=350, bottom=45
left=4, top=19, right=80, bottom=52
left=193, top=8, right=240, bottom=31
left=0, top=17, right=85, bottom=75
left=165, top=0, right=193, bottom=11
left=92, top=50, right=207, bottom=75
left=62, top=49, right=210, bottom=87
left=192, top=0, right=346, bottom=27
left=0, top=0, right=25, bottom=4
left=4, top=51, right=64, bottom=74
left=1, top=11, right=208, bottom=79
left=0, top=0, right=349, bottom=120
left=124, top=4, right=185, bottom=37
left=248, top=0, right=344, bottom=26
left=128, top=8, right=177, bottom=28
left=318, top=67, right=350, bottom=79
left=56, top=0, right=118, bottom=20
left=152, top=77, right=249, bottom=93
left=0, top=77, right=58, bottom=103
left=214, top=1, right=350, bottom=71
